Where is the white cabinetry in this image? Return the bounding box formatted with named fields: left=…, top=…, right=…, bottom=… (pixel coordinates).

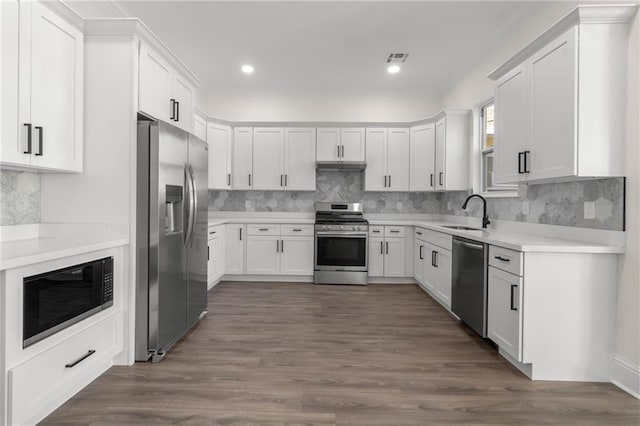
left=224, top=224, right=246, bottom=275
left=207, top=123, right=232, bottom=189
left=409, top=124, right=436, bottom=191
left=416, top=229, right=453, bottom=309
left=232, top=127, right=253, bottom=190
left=488, top=265, right=523, bottom=361
left=434, top=112, right=470, bottom=191
left=253, top=128, right=285, bottom=190
left=365, top=128, right=409, bottom=192
left=316, top=127, right=365, bottom=162
left=139, top=42, right=194, bottom=133
left=207, top=225, right=224, bottom=288
left=246, top=225, right=314, bottom=276
left=194, top=114, right=206, bottom=141
left=490, top=6, right=633, bottom=183
left=368, top=226, right=407, bottom=278
left=1, top=0, right=83, bottom=172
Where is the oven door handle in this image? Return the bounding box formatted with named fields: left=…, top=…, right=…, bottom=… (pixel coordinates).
left=315, top=232, right=368, bottom=237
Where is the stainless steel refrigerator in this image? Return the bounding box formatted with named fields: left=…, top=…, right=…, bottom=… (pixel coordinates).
left=135, top=117, right=208, bottom=362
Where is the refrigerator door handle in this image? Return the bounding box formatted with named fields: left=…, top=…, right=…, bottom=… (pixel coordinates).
left=188, top=164, right=198, bottom=246
left=184, top=165, right=194, bottom=246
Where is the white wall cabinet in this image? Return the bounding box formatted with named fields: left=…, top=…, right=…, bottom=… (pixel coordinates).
left=253, top=128, right=285, bottom=190
left=434, top=112, right=470, bottom=191
left=207, top=123, right=232, bottom=189
left=490, top=8, right=633, bottom=183
left=1, top=0, right=83, bottom=172
left=224, top=224, right=246, bottom=275
left=365, top=128, right=409, bottom=192
left=232, top=127, right=253, bottom=190
left=139, top=42, right=194, bottom=133
left=284, top=128, right=316, bottom=190
left=246, top=225, right=314, bottom=276
left=409, top=124, right=436, bottom=191
left=368, top=226, right=406, bottom=278
left=316, top=127, right=365, bottom=162
left=194, top=114, right=206, bottom=141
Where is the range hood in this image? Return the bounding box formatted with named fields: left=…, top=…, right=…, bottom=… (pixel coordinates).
left=316, top=161, right=367, bottom=171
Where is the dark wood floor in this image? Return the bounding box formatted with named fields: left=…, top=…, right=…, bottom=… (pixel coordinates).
left=43, top=282, right=639, bottom=425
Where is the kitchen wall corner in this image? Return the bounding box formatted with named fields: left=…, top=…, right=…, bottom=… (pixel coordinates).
left=0, top=170, right=41, bottom=226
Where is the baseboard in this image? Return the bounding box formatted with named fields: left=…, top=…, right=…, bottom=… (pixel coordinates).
left=221, top=275, right=313, bottom=283
left=367, top=277, right=417, bottom=284
left=207, top=278, right=222, bottom=291
left=611, top=355, right=640, bottom=399
left=498, top=347, right=533, bottom=379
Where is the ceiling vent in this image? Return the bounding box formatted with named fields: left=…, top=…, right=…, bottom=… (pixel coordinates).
left=386, top=53, right=409, bottom=64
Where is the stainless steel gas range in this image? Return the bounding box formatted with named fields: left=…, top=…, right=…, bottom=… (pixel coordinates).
left=314, top=202, right=369, bottom=285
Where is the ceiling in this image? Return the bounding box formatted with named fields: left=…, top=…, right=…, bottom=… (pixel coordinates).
left=113, top=1, right=539, bottom=97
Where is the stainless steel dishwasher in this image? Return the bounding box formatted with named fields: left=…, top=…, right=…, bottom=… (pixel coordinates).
left=451, top=236, right=488, bottom=337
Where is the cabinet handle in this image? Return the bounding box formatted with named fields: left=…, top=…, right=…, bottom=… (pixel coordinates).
left=35, top=126, right=43, bottom=156
left=510, top=285, right=518, bottom=311
left=372, top=229, right=380, bottom=233
left=337, top=145, right=341, bottom=158
left=439, top=172, right=443, bottom=186
left=390, top=230, right=400, bottom=233
left=170, top=99, right=176, bottom=120
left=23, top=123, right=32, bottom=154
left=209, top=231, right=216, bottom=235
left=293, top=229, right=302, bottom=232
left=276, top=240, right=280, bottom=253
left=494, top=255, right=510, bottom=262
left=388, top=175, right=391, bottom=187
left=227, top=173, right=231, bottom=186
left=524, top=150, right=531, bottom=174
left=65, top=350, right=95, bottom=368
left=207, top=246, right=210, bottom=261
left=259, top=228, right=269, bottom=231
left=419, top=245, right=423, bottom=260
left=518, top=152, right=524, bottom=174
left=384, top=175, right=387, bottom=187
left=281, top=239, right=284, bottom=252
left=341, top=145, right=344, bottom=158
left=386, top=241, right=389, bottom=254
left=239, top=228, right=242, bottom=241
left=416, top=231, right=422, bottom=236
left=380, top=241, right=384, bottom=254
left=281, top=174, right=284, bottom=186
left=430, top=173, right=434, bottom=187
left=432, top=251, right=438, bottom=267
left=249, top=174, right=252, bottom=186
left=176, top=101, right=180, bottom=122
left=285, top=174, right=288, bottom=186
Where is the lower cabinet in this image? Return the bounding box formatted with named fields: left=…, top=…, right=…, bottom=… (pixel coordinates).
left=488, top=265, right=523, bottom=361
left=414, top=227, right=452, bottom=309
left=368, top=226, right=406, bottom=278
left=245, top=224, right=314, bottom=276
left=207, top=225, right=224, bottom=287
left=224, top=224, right=246, bottom=275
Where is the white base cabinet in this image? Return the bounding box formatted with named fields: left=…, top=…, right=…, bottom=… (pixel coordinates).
left=245, top=224, right=314, bottom=276
left=368, top=226, right=409, bottom=278
left=224, top=224, right=246, bottom=275
left=488, top=265, right=523, bottom=361
left=207, top=225, right=225, bottom=288
left=414, top=228, right=453, bottom=309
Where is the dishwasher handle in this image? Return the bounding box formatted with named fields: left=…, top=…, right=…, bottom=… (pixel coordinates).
left=454, top=238, right=484, bottom=250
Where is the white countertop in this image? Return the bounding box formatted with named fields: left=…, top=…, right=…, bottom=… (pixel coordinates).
left=0, top=224, right=129, bottom=270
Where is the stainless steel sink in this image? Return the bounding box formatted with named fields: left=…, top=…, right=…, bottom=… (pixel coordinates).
left=441, top=225, right=483, bottom=231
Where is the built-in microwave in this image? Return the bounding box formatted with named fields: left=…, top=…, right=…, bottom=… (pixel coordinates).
left=23, top=257, right=114, bottom=348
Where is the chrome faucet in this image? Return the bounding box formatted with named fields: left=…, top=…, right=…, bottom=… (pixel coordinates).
left=462, top=194, right=491, bottom=229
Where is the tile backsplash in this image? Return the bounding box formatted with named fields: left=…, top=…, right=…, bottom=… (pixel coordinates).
left=0, top=170, right=41, bottom=226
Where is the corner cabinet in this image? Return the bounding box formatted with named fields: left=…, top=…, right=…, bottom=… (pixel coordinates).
left=1, top=0, right=83, bottom=172
left=409, top=124, right=436, bottom=191
left=365, top=128, right=410, bottom=192
left=491, top=6, right=635, bottom=184
left=139, top=42, right=194, bottom=133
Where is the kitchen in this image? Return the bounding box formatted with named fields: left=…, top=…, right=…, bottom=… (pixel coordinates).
left=1, top=0, right=639, bottom=424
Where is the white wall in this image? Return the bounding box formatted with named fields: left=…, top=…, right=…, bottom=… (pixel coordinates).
left=441, top=2, right=640, bottom=370
left=199, top=92, right=442, bottom=122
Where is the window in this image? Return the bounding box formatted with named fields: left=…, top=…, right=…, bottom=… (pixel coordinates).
left=480, top=101, right=517, bottom=195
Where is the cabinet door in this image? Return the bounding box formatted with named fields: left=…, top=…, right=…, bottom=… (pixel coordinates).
left=139, top=43, right=172, bottom=123
left=368, top=237, right=384, bottom=277
left=494, top=66, right=527, bottom=184
left=488, top=266, right=523, bottom=361
left=384, top=237, right=405, bottom=277
left=435, top=249, right=452, bottom=309
left=207, top=123, right=232, bottom=189
left=316, top=128, right=339, bottom=161
left=387, top=129, right=410, bottom=191
left=172, top=75, right=194, bottom=133
left=1, top=0, right=27, bottom=167
left=434, top=119, right=446, bottom=191
left=529, top=28, right=577, bottom=181
left=414, top=239, right=425, bottom=284
left=284, top=128, right=316, bottom=191
left=246, top=236, right=280, bottom=275
left=423, top=242, right=438, bottom=293
left=409, top=124, right=436, bottom=191
left=280, top=236, right=314, bottom=275
left=29, top=1, right=83, bottom=172
left=253, top=128, right=284, bottom=190
left=232, top=128, right=253, bottom=190
left=194, top=114, right=206, bottom=141
left=364, top=128, right=387, bottom=191
left=225, top=224, right=245, bottom=275
left=207, top=238, right=216, bottom=286
left=214, top=228, right=225, bottom=279
left=340, top=128, right=365, bottom=161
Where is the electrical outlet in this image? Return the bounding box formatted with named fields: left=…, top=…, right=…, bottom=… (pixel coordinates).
left=245, top=200, right=252, bottom=209
left=522, top=201, right=530, bottom=215
left=396, top=202, right=403, bottom=210
left=584, top=201, right=595, bottom=219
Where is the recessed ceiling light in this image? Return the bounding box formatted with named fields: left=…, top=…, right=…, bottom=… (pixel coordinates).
left=387, top=65, right=400, bottom=74
left=241, top=65, right=254, bottom=74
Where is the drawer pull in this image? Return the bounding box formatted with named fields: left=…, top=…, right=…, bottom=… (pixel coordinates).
left=292, top=229, right=302, bottom=232
left=259, top=228, right=269, bottom=231
left=209, top=231, right=216, bottom=235
left=65, top=350, right=96, bottom=368
left=416, top=231, right=422, bottom=235
left=389, top=230, right=400, bottom=233
left=494, top=255, right=510, bottom=262
left=372, top=230, right=381, bottom=233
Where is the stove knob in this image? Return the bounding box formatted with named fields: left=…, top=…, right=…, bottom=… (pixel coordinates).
left=340, top=225, right=344, bottom=230
left=352, top=226, right=357, bottom=231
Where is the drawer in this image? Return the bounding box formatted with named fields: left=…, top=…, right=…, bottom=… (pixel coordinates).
left=385, top=226, right=405, bottom=238
left=369, top=226, right=384, bottom=236
left=208, top=225, right=222, bottom=240
left=414, top=227, right=426, bottom=241
left=281, top=224, right=314, bottom=236
left=9, top=315, right=119, bottom=426
left=425, top=230, right=452, bottom=251
left=247, top=224, right=281, bottom=236
left=489, top=245, right=523, bottom=276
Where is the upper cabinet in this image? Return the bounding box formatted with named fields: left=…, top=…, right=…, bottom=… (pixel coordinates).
left=316, top=127, right=365, bottom=162
left=1, top=0, right=83, bottom=172
left=207, top=123, right=232, bottom=190
left=409, top=111, right=470, bottom=192
left=139, top=42, right=194, bottom=133
left=232, top=127, right=253, bottom=190
left=194, top=114, right=206, bottom=141
left=365, top=128, right=410, bottom=192
left=490, top=5, right=635, bottom=184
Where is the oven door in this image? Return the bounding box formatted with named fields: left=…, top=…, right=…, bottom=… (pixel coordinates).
left=315, top=232, right=368, bottom=272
